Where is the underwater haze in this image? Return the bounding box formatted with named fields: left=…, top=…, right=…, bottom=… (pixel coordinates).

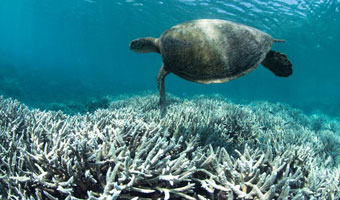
left=1, top=1, right=340, bottom=199
left=0, top=0, right=340, bottom=116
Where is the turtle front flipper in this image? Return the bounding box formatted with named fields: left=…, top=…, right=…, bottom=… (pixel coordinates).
left=261, top=50, right=293, bottom=77
left=157, top=64, right=170, bottom=116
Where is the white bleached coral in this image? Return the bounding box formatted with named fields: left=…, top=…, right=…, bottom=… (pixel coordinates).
left=0, top=94, right=339, bottom=199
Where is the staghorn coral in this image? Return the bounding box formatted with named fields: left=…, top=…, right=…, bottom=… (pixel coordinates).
left=0, top=94, right=339, bottom=199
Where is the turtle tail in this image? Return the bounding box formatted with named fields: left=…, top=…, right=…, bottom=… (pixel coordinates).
left=129, top=37, right=160, bottom=53
left=261, top=50, right=292, bottom=77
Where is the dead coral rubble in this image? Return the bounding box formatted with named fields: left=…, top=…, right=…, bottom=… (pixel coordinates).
left=0, top=94, right=339, bottom=199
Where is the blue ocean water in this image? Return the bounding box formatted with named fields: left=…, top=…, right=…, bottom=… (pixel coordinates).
left=0, top=0, right=339, bottom=116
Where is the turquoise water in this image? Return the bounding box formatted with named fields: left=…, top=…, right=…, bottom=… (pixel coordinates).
left=1, top=1, right=340, bottom=198
left=0, top=0, right=339, bottom=116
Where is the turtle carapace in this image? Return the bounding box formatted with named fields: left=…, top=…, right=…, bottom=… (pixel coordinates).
left=130, top=19, right=293, bottom=115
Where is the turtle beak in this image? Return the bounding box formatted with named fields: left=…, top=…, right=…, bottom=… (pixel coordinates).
left=129, top=40, right=136, bottom=50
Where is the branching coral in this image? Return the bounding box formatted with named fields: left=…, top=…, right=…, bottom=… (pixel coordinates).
left=0, top=94, right=339, bottom=199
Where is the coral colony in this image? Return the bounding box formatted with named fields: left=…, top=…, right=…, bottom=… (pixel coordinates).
left=0, top=94, right=339, bottom=199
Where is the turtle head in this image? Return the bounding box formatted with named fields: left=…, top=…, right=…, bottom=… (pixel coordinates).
left=129, top=37, right=160, bottom=53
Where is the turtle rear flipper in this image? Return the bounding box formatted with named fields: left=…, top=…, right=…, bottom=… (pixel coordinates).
left=261, top=50, right=292, bottom=77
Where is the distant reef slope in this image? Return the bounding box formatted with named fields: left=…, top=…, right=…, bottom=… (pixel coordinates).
left=0, top=93, right=339, bottom=199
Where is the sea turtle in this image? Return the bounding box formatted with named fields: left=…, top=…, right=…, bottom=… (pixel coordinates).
left=130, top=19, right=292, bottom=115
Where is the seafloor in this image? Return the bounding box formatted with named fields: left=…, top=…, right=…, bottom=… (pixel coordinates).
left=0, top=93, right=339, bottom=199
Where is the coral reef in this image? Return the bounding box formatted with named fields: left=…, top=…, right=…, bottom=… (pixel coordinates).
left=0, top=94, right=339, bottom=199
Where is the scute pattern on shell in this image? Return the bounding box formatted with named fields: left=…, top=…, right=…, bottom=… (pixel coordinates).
left=159, top=19, right=273, bottom=83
